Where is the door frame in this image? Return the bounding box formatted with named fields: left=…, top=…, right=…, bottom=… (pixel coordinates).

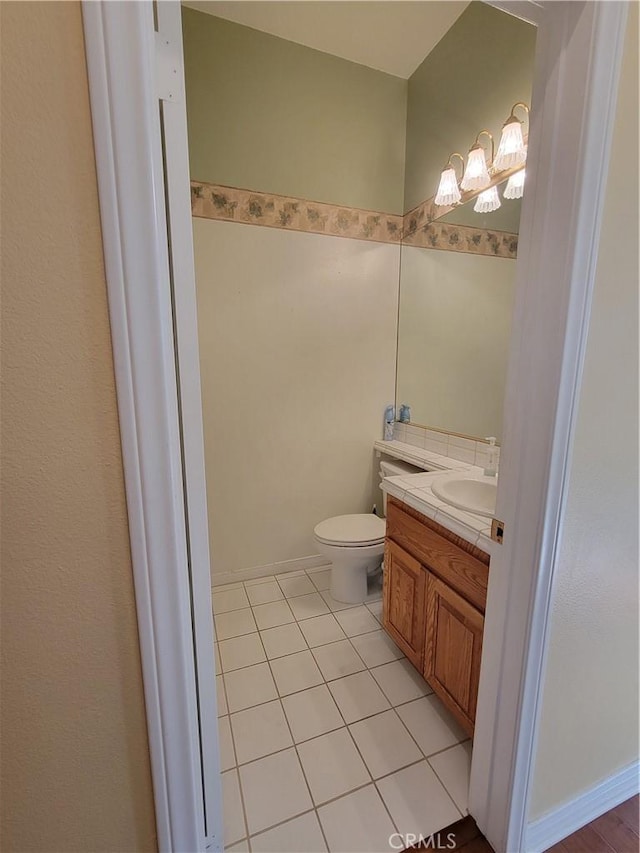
left=81, top=1, right=629, bottom=851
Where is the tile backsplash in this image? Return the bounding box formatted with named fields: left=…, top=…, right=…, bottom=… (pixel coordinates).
left=393, top=422, right=500, bottom=471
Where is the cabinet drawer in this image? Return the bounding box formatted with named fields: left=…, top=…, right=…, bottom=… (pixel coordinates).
left=386, top=498, right=488, bottom=612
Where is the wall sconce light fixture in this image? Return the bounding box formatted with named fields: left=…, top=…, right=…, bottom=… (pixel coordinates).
left=474, top=185, right=501, bottom=213
left=434, top=153, right=465, bottom=206
left=494, top=103, right=529, bottom=171
left=504, top=168, right=526, bottom=199
left=461, top=130, right=494, bottom=191
left=434, top=102, right=530, bottom=212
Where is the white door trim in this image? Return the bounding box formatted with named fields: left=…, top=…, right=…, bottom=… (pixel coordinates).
left=81, top=1, right=630, bottom=851
left=82, top=3, right=219, bottom=850
left=469, top=2, right=629, bottom=850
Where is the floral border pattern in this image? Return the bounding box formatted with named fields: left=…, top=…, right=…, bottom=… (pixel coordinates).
left=190, top=180, right=517, bottom=258
left=191, top=181, right=403, bottom=244
left=402, top=219, right=518, bottom=258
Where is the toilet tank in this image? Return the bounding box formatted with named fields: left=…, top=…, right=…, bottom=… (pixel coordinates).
left=378, top=458, right=422, bottom=516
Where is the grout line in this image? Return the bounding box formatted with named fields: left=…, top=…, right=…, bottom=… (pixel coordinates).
left=426, top=754, right=466, bottom=821
left=217, top=572, right=470, bottom=851
left=251, top=608, right=324, bottom=849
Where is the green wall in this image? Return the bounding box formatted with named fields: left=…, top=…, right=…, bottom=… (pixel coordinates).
left=403, top=1, right=536, bottom=216
left=182, top=8, right=408, bottom=214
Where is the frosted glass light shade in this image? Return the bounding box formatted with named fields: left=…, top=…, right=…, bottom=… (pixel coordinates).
left=461, top=146, right=491, bottom=191
left=504, top=169, right=525, bottom=199
left=435, top=166, right=462, bottom=206
left=494, top=119, right=527, bottom=171
left=474, top=185, right=501, bottom=213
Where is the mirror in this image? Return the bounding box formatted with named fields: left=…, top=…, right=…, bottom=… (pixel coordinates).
left=395, top=2, right=536, bottom=442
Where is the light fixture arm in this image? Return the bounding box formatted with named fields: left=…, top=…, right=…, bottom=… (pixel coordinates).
left=472, top=130, right=495, bottom=167
left=504, top=102, right=530, bottom=130
left=446, top=152, right=465, bottom=182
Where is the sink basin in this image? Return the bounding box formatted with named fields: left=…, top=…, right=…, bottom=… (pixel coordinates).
left=431, top=474, right=497, bottom=517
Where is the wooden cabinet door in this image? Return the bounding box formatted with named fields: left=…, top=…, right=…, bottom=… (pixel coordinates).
left=424, top=572, right=484, bottom=737
left=383, top=540, right=426, bottom=669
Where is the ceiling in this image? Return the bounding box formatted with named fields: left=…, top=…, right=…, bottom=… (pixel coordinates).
left=182, top=1, right=470, bottom=79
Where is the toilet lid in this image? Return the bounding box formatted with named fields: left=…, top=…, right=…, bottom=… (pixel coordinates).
left=314, top=514, right=386, bottom=546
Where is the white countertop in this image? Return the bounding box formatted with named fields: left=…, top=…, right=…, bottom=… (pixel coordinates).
left=373, top=439, right=471, bottom=472
left=376, top=441, right=495, bottom=555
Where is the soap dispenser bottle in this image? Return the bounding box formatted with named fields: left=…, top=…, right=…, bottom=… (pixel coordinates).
left=384, top=405, right=395, bottom=441
left=484, top=437, right=498, bottom=477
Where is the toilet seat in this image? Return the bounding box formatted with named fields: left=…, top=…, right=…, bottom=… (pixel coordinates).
left=314, top=514, right=385, bottom=548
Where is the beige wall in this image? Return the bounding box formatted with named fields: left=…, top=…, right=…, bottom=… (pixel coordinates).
left=528, top=5, right=639, bottom=820
left=182, top=8, right=407, bottom=213
left=396, top=247, right=515, bottom=440
left=0, top=3, right=157, bottom=850
left=194, top=219, right=399, bottom=578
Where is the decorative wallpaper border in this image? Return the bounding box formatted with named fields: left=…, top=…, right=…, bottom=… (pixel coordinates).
left=190, top=180, right=517, bottom=258
left=191, top=181, right=403, bottom=244
left=403, top=195, right=518, bottom=258
left=403, top=219, right=518, bottom=258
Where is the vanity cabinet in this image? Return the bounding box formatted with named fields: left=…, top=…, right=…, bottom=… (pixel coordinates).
left=382, top=496, right=489, bottom=737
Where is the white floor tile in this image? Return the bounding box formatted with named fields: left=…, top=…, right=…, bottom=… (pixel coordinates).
left=215, top=642, right=221, bottom=672
left=213, top=586, right=250, bottom=615
left=239, top=748, right=313, bottom=835
left=307, top=569, right=331, bottom=591
left=298, top=613, right=346, bottom=648
left=428, top=742, right=472, bottom=815
left=278, top=574, right=316, bottom=598
left=288, top=592, right=331, bottom=620
left=350, top=630, right=404, bottom=668
left=377, top=760, right=461, bottom=838
left=282, top=684, right=344, bottom=743
left=253, top=600, right=295, bottom=630
left=250, top=812, right=327, bottom=853
left=320, top=591, right=360, bottom=612
left=218, top=715, right=236, bottom=771
left=312, top=640, right=366, bottom=681
left=318, top=785, right=396, bottom=853
left=370, top=659, right=431, bottom=706
left=226, top=841, right=249, bottom=853
left=219, top=633, right=266, bottom=672
left=334, top=605, right=380, bottom=637
left=230, top=699, right=293, bottom=765
left=215, top=607, right=257, bottom=641
left=328, top=671, right=390, bottom=723
left=260, top=623, right=307, bottom=659
left=396, top=695, right=467, bottom=757
left=366, top=600, right=383, bottom=623
left=270, top=650, right=324, bottom=696
left=224, top=662, right=278, bottom=713
left=349, top=710, right=421, bottom=779
left=216, top=674, right=227, bottom=716
left=297, top=728, right=370, bottom=805
left=221, top=769, right=246, bottom=846
left=246, top=580, right=284, bottom=606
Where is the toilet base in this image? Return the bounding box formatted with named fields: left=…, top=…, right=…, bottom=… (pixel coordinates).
left=315, top=539, right=384, bottom=604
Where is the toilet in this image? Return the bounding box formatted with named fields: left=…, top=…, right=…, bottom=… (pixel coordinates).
left=313, top=458, right=421, bottom=604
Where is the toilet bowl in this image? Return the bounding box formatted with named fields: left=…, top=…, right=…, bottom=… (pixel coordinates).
left=314, top=514, right=386, bottom=604
left=314, top=457, right=422, bottom=604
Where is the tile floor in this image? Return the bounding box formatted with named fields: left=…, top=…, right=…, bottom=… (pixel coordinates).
left=213, top=566, right=472, bottom=852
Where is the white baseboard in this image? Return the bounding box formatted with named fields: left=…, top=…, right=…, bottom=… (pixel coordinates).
left=525, top=759, right=640, bottom=852
left=211, top=554, right=330, bottom=588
